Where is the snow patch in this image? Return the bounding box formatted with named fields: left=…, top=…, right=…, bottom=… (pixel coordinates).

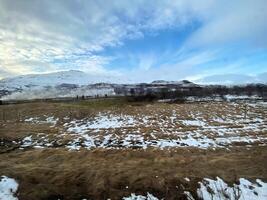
left=123, top=193, right=159, bottom=200
left=24, top=116, right=58, bottom=127
left=65, top=114, right=137, bottom=134
left=0, top=176, right=18, bottom=200
left=224, top=95, right=261, bottom=100
left=197, top=177, right=267, bottom=200
left=181, top=119, right=206, bottom=127
left=21, top=135, right=33, bottom=147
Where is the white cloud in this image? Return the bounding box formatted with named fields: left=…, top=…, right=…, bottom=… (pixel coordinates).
left=194, top=73, right=267, bottom=85
left=0, top=0, right=266, bottom=80
left=185, top=0, right=267, bottom=49
left=137, top=53, right=157, bottom=71
left=124, top=50, right=217, bottom=82
left=0, top=0, right=135, bottom=77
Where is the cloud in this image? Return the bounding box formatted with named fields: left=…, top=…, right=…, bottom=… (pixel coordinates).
left=137, top=53, right=157, bottom=71
left=0, top=0, right=199, bottom=77
left=0, top=67, right=16, bottom=79
left=185, top=0, right=267, bottom=49
left=0, top=0, right=266, bottom=81
left=123, top=50, right=217, bottom=83
left=0, top=0, right=138, bottom=76
left=194, top=72, right=267, bottom=85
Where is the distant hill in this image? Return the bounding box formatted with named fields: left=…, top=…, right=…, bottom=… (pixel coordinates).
left=151, top=80, right=198, bottom=87
left=0, top=70, right=127, bottom=91
left=1, top=70, right=266, bottom=101
left=0, top=70, right=199, bottom=100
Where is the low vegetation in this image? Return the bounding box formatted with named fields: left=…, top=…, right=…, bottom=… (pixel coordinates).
left=0, top=99, right=266, bottom=199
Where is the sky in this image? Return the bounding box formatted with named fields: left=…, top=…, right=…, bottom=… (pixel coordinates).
left=0, top=0, right=266, bottom=83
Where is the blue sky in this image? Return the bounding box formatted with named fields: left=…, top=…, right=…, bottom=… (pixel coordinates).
left=0, top=0, right=266, bottom=83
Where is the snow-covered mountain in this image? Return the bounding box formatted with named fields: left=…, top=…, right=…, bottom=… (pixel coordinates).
left=0, top=70, right=133, bottom=100
left=0, top=70, right=128, bottom=91
left=151, top=80, right=198, bottom=87
left=0, top=70, right=202, bottom=100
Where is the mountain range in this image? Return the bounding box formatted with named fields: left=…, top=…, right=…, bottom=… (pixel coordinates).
left=0, top=70, right=129, bottom=91
left=0, top=70, right=266, bottom=100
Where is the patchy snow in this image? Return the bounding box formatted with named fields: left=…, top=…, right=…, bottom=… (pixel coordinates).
left=123, top=193, right=159, bottom=200
left=186, top=96, right=223, bottom=102
left=16, top=101, right=267, bottom=150
left=0, top=176, right=18, bottom=200
left=88, top=115, right=136, bottom=129
left=24, top=117, right=36, bottom=122
left=181, top=119, right=206, bottom=127
left=119, top=179, right=267, bottom=200
left=24, top=116, right=58, bottom=127
left=157, top=99, right=173, bottom=103
left=184, top=191, right=194, bottom=200
left=20, top=109, right=267, bottom=150
left=20, top=133, right=56, bottom=149
left=65, top=114, right=137, bottom=134
left=21, top=135, right=33, bottom=147
left=184, top=177, right=190, bottom=182
left=258, top=101, right=267, bottom=107
left=197, top=177, right=267, bottom=200
left=66, top=138, right=82, bottom=151
left=224, top=95, right=261, bottom=100
left=45, top=116, right=58, bottom=125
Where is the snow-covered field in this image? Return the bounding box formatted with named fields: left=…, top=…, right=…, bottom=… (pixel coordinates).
left=17, top=101, right=267, bottom=150
left=1, top=100, right=267, bottom=200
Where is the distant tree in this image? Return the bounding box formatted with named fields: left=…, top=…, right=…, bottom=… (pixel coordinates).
left=130, top=88, right=135, bottom=96
left=159, top=88, right=169, bottom=99
left=139, top=85, right=145, bottom=96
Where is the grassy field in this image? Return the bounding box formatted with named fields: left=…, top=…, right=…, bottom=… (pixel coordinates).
left=0, top=99, right=267, bottom=199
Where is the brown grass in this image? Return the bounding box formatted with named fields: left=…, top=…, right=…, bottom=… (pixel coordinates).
left=0, top=100, right=267, bottom=199
left=0, top=147, right=267, bottom=200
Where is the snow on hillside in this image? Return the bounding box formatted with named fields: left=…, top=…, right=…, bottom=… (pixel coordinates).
left=0, top=70, right=128, bottom=91
left=1, top=84, right=116, bottom=100
left=0, top=70, right=201, bottom=100
left=0, top=70, right=130, bottom=100
left=151, top=80, right=198, bottom=87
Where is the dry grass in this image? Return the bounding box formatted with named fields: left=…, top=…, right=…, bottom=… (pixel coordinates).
left=0, top=147, right=267, bottom=200
left=0, top=100, right=267, bottom=199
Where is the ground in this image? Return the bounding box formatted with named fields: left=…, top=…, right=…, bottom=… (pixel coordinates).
left=0, top=98, right=267, bottom=200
